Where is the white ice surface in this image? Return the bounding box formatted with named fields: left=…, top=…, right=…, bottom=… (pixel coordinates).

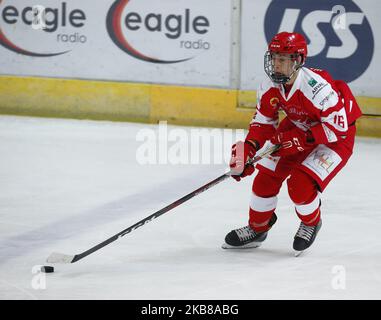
left=0, top=115, right=380, bottom=300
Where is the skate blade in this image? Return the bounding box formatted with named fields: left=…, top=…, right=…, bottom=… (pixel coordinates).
left=294, top=250, right=304, bottom=257
left=221, top=242, right=262, bottom=249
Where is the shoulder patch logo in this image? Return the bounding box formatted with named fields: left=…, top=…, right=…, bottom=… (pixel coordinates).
left=270, top=97, right=280, bottom=107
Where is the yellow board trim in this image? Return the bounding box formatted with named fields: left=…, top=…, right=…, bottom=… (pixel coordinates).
left=150, top=85, right=250, bottom=128
left=1, top=76, right=381, bottom=137
left=0, top=76, right=151, bottom=122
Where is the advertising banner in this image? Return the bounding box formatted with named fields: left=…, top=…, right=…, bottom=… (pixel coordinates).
left=241, top=0, right=380, bottom=97
left=0, top=0, right=232, bottom=87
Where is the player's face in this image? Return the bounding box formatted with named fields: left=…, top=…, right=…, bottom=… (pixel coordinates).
left=272, top=53, right=295, bottom=78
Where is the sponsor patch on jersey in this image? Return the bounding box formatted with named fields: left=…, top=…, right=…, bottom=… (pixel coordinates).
left=302, top=145, right=342, bottom=180
left=319, top=91, right=336, bottom=107
left=308, top=78, right=318, bottom=87
left=311, top=83, right=328, bottom=100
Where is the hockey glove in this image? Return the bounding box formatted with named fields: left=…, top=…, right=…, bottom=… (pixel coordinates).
left=229, top=140, right=257, bottom=181
left=270, top=127, right=314, bottom=157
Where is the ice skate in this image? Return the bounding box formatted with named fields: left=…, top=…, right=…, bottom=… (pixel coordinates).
left=293, top=219, right=322, bottom=256
left=222, top=213, right=277, bottom=249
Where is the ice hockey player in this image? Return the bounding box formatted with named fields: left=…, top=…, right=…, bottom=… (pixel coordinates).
left=223, top=32, right=362, bottom=255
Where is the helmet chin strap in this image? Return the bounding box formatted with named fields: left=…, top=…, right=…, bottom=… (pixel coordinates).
left=271, top=73, right=290, bottom=84
left=273, top=60, right=303, bottom=84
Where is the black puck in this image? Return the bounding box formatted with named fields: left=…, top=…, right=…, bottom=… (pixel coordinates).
left=41, top=266, right=54, bottom=273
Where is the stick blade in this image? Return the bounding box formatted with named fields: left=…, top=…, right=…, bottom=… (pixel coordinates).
left=47, top=252, right=75, bottom=264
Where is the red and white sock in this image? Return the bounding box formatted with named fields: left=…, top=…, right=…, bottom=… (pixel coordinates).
left=295, top=194, right=321, bottom=226
left=249, top=192, right=277, bottom=233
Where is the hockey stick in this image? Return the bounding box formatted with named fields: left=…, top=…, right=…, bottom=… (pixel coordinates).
left=46, top=142, right=280, bottom=264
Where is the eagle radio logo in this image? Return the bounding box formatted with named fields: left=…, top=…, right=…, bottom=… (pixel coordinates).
left=106, top=0, right=211, bottom=64
left=0, top=1, right=87, bottom=57
left=264, top=0, right=374, bottom=82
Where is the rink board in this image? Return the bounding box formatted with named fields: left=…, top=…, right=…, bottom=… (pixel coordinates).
left=0, top=75, right=252, bottom=129
left=0, top=75, right=380, bottom=137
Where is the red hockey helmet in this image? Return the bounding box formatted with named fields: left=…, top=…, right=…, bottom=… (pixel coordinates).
left=264, top=32, right=308, bottom=84
left=268, top=32, right=307, bottom=57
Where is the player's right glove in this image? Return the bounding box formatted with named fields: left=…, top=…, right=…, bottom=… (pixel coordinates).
left=270, top=127, right=314, bottom=157
left=229, top=140, right=257, bottom=181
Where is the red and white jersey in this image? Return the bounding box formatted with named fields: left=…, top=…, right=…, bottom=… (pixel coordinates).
left=247, top=67, right=362, bottom=148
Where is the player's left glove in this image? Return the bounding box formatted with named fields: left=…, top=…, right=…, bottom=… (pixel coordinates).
left=229, top=140, right=257, bottom=181
left=270, top=127, right=314, bottom=157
